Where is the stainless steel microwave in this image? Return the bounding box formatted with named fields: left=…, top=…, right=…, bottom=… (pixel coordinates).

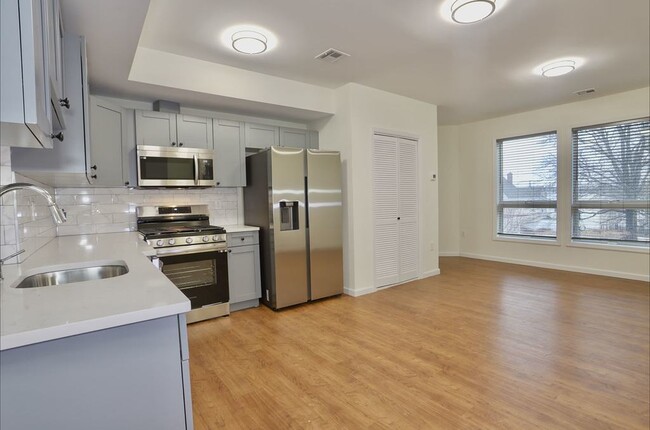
left=136, top=145, right=216, bottom=187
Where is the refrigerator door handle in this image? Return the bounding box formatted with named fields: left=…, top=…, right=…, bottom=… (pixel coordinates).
left=304, top=176, right=309, bottom=229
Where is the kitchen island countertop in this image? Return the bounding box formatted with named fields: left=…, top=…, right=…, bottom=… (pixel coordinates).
left=0, top=232, right=189, bottom=351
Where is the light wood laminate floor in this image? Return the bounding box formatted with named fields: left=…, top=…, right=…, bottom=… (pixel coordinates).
left=188, top=257, right=650, bottom=429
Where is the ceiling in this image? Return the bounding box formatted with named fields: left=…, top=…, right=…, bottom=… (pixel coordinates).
left=61, top=0, right=650, bottom=125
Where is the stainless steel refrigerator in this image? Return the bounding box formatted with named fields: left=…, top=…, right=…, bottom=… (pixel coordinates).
left=244, top=147, right=343, bottom=309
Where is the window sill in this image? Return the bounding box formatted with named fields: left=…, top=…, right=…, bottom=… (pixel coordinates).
left=493, top=235, right=560, bottom=247
left=568, top=240, right=650, bottom=254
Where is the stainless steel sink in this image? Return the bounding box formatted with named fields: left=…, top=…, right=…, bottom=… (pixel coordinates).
left=14, top=263, right=129, bottom=289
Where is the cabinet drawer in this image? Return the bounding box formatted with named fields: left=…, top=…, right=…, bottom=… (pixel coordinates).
left=227, top=231, right=259, bottom=247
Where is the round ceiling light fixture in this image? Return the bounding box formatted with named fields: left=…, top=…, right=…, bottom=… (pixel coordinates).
left=231, top=30, right=268, bottom=54
left=540, top=59, right=576, bottom=77
left=221, top=25, right=277, bottom=55
left=451, top=0, right=496, bottom=24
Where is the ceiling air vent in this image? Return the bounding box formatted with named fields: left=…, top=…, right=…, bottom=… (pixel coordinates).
left=315, top=48, right=350, bottom=63
left=574, top=88, right=596, bottom=96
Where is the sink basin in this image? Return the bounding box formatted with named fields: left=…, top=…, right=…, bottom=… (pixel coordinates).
left=14, top=263, right=129, bottom=289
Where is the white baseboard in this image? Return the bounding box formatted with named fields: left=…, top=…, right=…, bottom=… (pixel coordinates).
left=459, top=252, right=650, bottom=282
left=420, top=269, right=441, bottom=279
left=343, top=286, right=376, bottom=297
left=439, top=251, right=460, bottom=257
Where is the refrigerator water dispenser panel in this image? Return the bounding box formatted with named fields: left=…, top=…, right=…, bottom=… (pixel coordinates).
left=280, top=201, right=299, bottom=231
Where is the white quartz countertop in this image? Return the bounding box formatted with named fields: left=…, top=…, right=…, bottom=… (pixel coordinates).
left=0, top=232, right=190, bottom=351
left=222, top=225, right=260, bottom=233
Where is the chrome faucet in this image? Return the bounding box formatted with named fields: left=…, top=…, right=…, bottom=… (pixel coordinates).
left=0, top=183, right=66, bottom=278
left=0, top=182, right=67, bottom=224
left=0, top=249, right=25, bottom=280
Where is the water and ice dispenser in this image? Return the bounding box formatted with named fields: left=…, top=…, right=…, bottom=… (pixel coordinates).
left=279, top=201, right=299, bottom=231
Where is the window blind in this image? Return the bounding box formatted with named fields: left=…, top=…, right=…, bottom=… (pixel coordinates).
left=572, top=118, right=650, bottom=243
left=496, top=132, right=558, bottom=238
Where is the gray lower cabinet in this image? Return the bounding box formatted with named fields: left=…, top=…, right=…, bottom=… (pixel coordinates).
left=0, top=314, right=194, bottom=430
left=245, top=122, right=279, bottom=149
left=213, top=119, right=245, bottom=187
left=228, top=231, right=261, bottom=311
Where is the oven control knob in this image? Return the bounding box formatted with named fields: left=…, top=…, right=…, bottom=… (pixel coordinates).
left=186, top=237, right=193, bottom=244
left=168, top=239, right=176, bottom=245
left=212, top=235, right=219, bottom=242
left=202, top=236, right=209, bottom=242
left=156, top=240, right=164, bottom=247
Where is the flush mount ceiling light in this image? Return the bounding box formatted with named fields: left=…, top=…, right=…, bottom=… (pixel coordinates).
left=221, top=25, right=277, bottom=55
left=541, top=59, right=576, bottom=77
left=231, top=30, right=267, bottom=54
left=451, top=0, right=496, bottom=24
left=534, top=58, right=584, bottom=77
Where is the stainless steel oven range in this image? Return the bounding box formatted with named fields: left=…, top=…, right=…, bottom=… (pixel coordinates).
left=137, top=205, right=229, bottom=323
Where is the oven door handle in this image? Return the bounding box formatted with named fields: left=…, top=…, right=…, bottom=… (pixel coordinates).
left=193, top=154, right=199, bottom=185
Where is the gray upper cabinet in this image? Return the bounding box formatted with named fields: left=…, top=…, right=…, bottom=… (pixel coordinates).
left=1, top=0, right=64, bottom=149
left=213, top=119, right=245, bottom=187
left=176, top=114, right=212, bottom=149
left=307, top=130, right=319, bottom=150
left=245, top=122, right=279, bottom=149
left=135, top=110, right=177, bottom=147
left=45, top=0, right=64, bottom=103
left=279, top=127, right=307, bottom=149
left=135, top=110, right=213, bottom=149
left=89, top=96, right=126, bottom=186
left=10, top=32, right=91, bottom=187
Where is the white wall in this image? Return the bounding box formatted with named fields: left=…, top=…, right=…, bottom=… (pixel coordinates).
left=438, top=87, right=650, bottom=281
left=129, top=47, right=335, bottom=116
left=438, top=125, right=460, bottom=256
left=316, top=83, right=439, bottom=296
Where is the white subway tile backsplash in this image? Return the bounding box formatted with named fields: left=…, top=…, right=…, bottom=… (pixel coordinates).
left=55, top=187, right=240, bottom=236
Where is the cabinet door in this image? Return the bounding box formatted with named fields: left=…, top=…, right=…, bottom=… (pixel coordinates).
left=213, top=119, right=245, bottom=187
left=279, top=127, right=307, bottom=149
left=176, top=114, right=212, bottom=149
left=228, top=244, right=262, bottom=304
left=89, top=96, right=126, bottom=186
left=307, top=130, right=319, bottom=150
left=44, top=0, right=64, bottom=101
left=135, top=110, right=177, bottom=147
left=245, top=122, right=279, bottom=149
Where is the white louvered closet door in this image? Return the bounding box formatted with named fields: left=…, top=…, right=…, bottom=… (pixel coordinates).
left=397, top=138, right=419, bottom=283
left=373, top=134, right=419, bottom=288
left=373, top=135, right=400, bottom=287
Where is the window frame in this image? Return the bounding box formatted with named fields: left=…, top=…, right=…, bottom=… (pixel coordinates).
left=570, top=117, right=650, bottom=247
left=494, top=130, right=559, bottom=242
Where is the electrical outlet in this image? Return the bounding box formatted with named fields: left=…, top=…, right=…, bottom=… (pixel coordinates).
left=461, top=231, right=466, bottom=238
left=429, top=242, right=435, bottom=251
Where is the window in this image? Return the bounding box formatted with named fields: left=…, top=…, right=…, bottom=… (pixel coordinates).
left=572, top=118, right=650, bottom=245
left=496, top=132, right=558, bottom=238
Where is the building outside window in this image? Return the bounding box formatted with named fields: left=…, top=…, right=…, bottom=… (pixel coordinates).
left=496, top=131, right=558, bottom=239
left=572, top=118, right=650, bottom=245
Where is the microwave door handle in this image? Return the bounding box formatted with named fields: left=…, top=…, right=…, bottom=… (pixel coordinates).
left=193, top=154, right=199, bottom=185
